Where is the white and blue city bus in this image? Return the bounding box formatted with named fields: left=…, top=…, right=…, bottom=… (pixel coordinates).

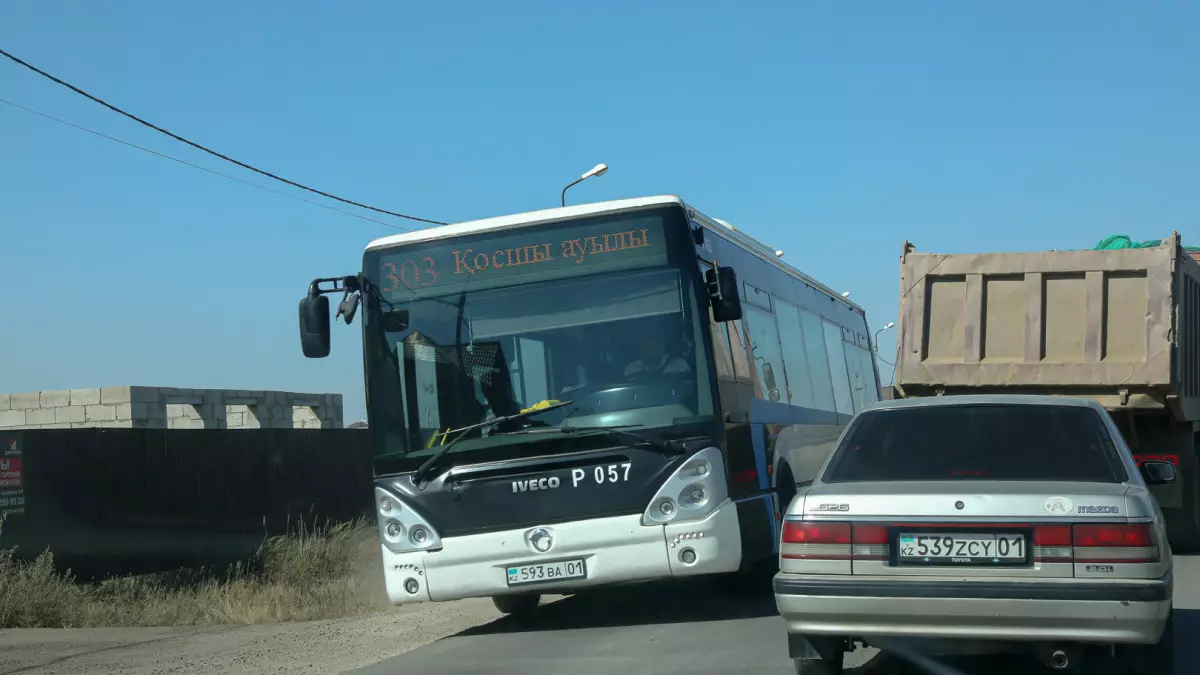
left=298, top=196, right=882, bottom=615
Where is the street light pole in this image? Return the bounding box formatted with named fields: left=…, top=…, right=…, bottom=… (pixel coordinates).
left=561, top=163, right=608, bottom=206
left=874, top=322, right=895, bottom=353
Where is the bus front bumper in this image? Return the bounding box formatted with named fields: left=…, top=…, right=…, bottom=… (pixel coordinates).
left=381, top=499, right=742, bottom=604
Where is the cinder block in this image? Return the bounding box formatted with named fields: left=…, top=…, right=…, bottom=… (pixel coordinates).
left=70, top=389, right=102, bottom=406
left=39, top=390, right=71, bottom=408
left=27, top=408, right=56, bottom=425
left=11, top=392, right=39, bottom=410
left=100, top=387, right=131, bottom=404
left=0, top=394, right=10, bottom=411
left=85, top=404, right=117, bottom=422
left=115, top=403, right=133, bottom=421
left=56, top=406, right=86, bottom=423
left=41, top=422, right=71, bottom=429
left=0, top=410, right=26, bottom=427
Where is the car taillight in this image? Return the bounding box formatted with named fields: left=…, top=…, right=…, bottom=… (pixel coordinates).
left=781, top=521, right=851, bottom=560
left=780, top=521, right=888, bottom=560
left=1033, top=525, right=1073, bottom=563
left=1072, top=524, right=1159, bottom=563
left=851, top=524, right=889, bottom=561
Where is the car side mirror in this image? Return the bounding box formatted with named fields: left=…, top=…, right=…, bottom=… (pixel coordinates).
left=299, top=294, right=331, bottom=358
left=1140, top=460, right=1176, bottom=486
left=706, top=265, right=743, bottom=322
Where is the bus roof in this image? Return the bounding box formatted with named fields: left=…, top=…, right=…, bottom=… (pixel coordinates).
left=364, top=195, right=863, bottom=313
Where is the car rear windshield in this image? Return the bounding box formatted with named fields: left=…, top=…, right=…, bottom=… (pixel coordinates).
left=823, top=404, right=1128, bottom=483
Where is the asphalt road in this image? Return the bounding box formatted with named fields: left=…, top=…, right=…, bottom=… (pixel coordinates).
left=354, top=555, right=1200, bottom=675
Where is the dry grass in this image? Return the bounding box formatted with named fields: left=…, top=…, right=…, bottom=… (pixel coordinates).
left=0, top=517, right=388, bottom=628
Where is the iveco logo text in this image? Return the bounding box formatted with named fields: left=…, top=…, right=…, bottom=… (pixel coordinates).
left=1078, top=505, right=1120, bottom=514
left=512, top=477, right=561, bottom=493
left=814, top=503, right=850, bottom=512
left=512, top=463, right=632, bottom=493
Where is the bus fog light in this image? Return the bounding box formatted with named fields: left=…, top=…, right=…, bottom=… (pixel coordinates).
left=683, top=484, right=707, bottom=506
left=386, top=521, right=404, bottom=539
left=658, top=499, right=676, bottom=517
left=680, top=548, right=697, bottom=564
left=410, top=526, right=430, bottom=547
left=404, top=578, right=420, bottom=594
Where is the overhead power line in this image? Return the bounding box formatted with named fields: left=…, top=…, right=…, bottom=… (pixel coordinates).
left=0, top=98, right=406, bottom=230
left=0, top=47, right=447, bottom=226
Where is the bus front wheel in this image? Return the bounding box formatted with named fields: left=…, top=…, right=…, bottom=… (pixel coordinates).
left=492, top=593, right=541, bottom=617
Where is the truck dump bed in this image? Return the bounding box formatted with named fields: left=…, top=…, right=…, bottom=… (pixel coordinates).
left=895, top=232, right=1200, bottom=421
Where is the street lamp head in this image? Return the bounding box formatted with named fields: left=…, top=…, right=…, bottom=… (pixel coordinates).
left=562, top=163, right=609, bottom=206
left=885, top=321, right=895, bottom=329
left=582, top=163, right=608, bottom=180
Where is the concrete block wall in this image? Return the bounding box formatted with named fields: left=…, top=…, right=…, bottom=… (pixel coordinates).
left=0, top=387, right=343, bottom=430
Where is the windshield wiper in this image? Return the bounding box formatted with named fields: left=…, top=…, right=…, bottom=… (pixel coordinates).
left=522, top=424, right=683, bottom=455
left=412, top=399, right=574, bottom=485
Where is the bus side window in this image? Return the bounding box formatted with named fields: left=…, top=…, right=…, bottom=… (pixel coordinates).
left=822, top=320, right=855, bottom=416
left=773, top=299, right=815, bottom=408
left=709, top=314, right=736, bottom=380
left=799, top=310, right=837, bottom=412
left=727, top=319, right=754, bottom=383
left=744, top=306, right=786, bottom=403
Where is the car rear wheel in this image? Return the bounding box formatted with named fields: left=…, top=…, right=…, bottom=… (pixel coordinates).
left=1120, top=613, right=1174, bottom=675
left=492, top=593, right=540, bottom=617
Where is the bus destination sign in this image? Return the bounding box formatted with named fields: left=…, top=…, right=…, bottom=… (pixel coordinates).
left=376, top=215, right=667, bottom=298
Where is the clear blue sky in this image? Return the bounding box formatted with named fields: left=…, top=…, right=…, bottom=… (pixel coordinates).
left=2, top=2, right=1196, bottom=422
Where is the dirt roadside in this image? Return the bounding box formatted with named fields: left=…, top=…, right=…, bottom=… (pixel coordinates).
left=0, top=597, right=521, bottom=675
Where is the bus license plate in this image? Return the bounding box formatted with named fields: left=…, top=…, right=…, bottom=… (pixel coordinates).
left=506, top=559, right=587, bottom=587
left=898, top=533, right=1026, bottom=565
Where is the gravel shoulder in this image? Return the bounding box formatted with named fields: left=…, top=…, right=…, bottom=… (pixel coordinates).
left=0, top=597, right=514, bottom=675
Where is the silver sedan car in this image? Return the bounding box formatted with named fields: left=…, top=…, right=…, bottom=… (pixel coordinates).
left=773, top=395, right=1175, bottom=674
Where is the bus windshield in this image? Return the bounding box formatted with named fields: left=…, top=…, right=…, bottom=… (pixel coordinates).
left=362, top=207, right=716, bottom=469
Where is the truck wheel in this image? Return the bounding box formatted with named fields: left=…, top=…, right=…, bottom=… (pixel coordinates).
left=492, top=593, right=540, bottom=617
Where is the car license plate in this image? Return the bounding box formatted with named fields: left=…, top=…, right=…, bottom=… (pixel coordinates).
left=897, top=533, right=1027, bottom=565
left=505, top=559, right=587, bottom=587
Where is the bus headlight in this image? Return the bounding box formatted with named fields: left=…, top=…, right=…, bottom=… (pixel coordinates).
left=641, top=447, right=727, bottom=526
left=409, top=525, right=432, bottom=548
left=375, top=487, right=443, bottom=554
left=683, top=484, right=708, bottom=507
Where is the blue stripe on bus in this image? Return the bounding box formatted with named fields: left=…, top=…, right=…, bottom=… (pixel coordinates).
left=747, top=397, right=851, bottom=426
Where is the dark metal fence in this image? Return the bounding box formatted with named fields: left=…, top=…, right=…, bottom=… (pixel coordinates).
left=0, top=428, right=375, bottom=578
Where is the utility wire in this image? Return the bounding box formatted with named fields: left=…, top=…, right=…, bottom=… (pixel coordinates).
left=0, top=47, right=447, bottom=226
left=0, top=98, right=407, bottom=230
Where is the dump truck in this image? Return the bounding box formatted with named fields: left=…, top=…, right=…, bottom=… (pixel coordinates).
left=894, top=232, right=1200, bottom=552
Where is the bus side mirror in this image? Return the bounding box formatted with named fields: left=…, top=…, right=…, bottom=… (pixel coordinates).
left=706, top=266, right=743, bottom=323
left=299, top=294, right=331, bottom=358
